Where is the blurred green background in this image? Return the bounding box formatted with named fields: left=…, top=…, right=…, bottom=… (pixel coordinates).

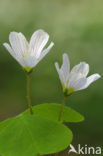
left=0, top=0, right=103, bottom=155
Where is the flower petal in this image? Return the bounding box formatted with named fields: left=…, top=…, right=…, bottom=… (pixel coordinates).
left=55, top=62, right=66, bottom=86
left=73, top=78, right=87, bottom=91
left=3, top=43, right=16, bottom=58
left=23, top=56, right=37, bottom=68
left=26, top=42, right=54, bottom=68
left=61, top=53, right=70, bottom=80
left=38, top=42, right=54, bottom=61
left=80, top=74, right=101, bottom=90
left=69, top=72, right=83, bottom=86
left=71, top=62, right=89, bottom=77
left=68, top=72, right=86, bottom=90
left=29, top=29, right=49, bottom=58
left=3, top=43, right=25, bottom=67
left=9, top=32, right=28, bottom=58
left=55, top=62, right=60, bottom=75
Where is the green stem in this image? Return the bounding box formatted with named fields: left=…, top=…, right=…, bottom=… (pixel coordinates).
left=55, top=96, right=66, bottom=156
left=27, top=72, right=33, bottom=115
left=58, top=95, right=66, bottom=121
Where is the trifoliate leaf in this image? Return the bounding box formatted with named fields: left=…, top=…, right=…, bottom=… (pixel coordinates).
left=0, top=113, right=72, bottom=156
left=29, top=103, right=84, bottom=123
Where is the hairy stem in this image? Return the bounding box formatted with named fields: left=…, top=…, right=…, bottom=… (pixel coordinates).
left=27, top=72, right=33, bottom=115
left=58, top=95, right=66, bottom=121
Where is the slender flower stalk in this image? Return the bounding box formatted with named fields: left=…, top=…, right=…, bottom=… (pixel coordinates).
left=55, top=96, right=66, bottom=156
left=3, top=29, right=54, bottom=114
left=27, top=72, right=33, bottom=115
left=55, top=53, right=101, bottom=156
left=55, top=53, right=101, bottom=121
left=58, top=95, right=66, bottom=121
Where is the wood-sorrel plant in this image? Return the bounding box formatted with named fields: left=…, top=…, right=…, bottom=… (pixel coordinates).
left=0, top=29, right=101, bottom=156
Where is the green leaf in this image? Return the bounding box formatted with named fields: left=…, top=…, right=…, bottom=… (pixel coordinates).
left=30, top=103, right=84, bottom=123
left=0, top=113, right=72, bottom=156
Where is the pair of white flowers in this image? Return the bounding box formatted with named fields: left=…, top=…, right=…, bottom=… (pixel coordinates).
left=3, top=29, right=101, bottom=95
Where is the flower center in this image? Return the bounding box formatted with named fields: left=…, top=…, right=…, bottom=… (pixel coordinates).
left=23, top=54, right=31, bottom=60
left=68, top=88, right=75, bottom=94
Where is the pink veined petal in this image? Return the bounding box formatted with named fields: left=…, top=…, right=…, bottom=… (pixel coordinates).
left=61, top=53, right=70, bottom=80
left=55, top=62, right=66, bottom=87
left=79, top=74, right=101, bottom=90
left=9, top=32, right=28, bottom=58
left=71, top=62, right=89, bottom=77
left=29, top=29, right=49, bottom=59
left=3, top=43, right=25, bottom=67
left=29, top=42, right=54, bottom=67
left=68, top=72, right=83, bottom=88
left=38, top=42, right=54, bottom=61
left=73, top=77, right=87, bottom=91
left=23, top=56, right=37, bottom=67
left=3, top=43, right=16, bottom=58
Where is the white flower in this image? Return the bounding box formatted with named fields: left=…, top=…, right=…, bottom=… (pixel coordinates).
left=55, top=53, right=101, bottom=95
left=3, top=29, right=54, bottom=72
